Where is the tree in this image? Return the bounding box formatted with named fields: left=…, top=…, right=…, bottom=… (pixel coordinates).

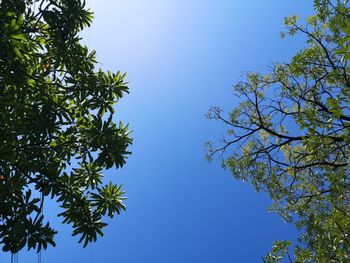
left=207, top=0, right=350, bottom=261
left=0, top=0, right=132, bottom=253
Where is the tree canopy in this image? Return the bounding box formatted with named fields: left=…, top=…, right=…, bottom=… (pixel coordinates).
left=207, top=0, right=350, bottom=261
left=0, top=0, right=132, bottom=253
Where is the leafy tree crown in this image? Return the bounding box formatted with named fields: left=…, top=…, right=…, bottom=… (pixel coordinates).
left=0, top=0, right=132, bottom=253
left=207, top=0, right=350, bottom=261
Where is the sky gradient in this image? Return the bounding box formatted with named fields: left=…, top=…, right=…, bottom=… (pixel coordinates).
left=1, top=1, right=315, bottom=262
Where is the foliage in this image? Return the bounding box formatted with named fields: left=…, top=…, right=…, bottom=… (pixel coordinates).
left=207, top=0, right=350, bottom=261
left=0, top=0, right=132, bottom=253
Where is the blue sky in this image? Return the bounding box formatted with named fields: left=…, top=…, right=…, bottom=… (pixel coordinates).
left=1, top=1, right=315, bottom=262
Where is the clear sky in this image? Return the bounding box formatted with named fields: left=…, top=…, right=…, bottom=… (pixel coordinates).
left=1, top=1, right=315, bottom=262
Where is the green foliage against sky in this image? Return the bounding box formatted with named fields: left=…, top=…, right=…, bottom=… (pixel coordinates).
left=0, top=0, right=132, bottom=253
left=207, top=0, right=350, bottom=261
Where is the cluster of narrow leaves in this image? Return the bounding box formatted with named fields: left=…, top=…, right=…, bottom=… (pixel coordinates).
left=0, top=0, right=132, bottom=253
left=207, top=0, right=350, bottom=261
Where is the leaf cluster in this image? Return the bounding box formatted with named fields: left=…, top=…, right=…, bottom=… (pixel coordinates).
left=207, top=0, right=350, bottom=261
left=0, top=0, right=132, bottom=253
